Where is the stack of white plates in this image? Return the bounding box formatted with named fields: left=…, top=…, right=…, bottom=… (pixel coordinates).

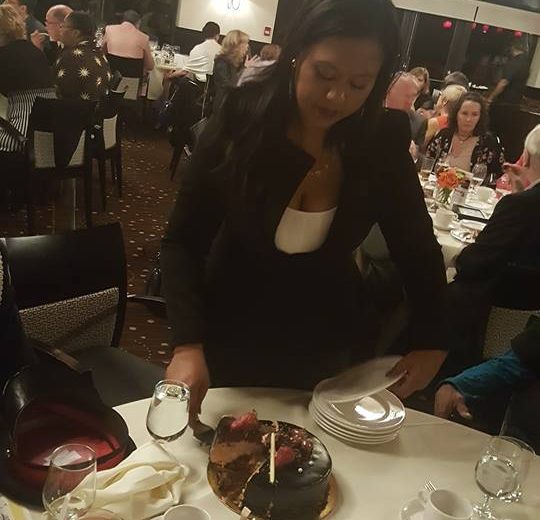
left=309, top=357, right=406, bottom=446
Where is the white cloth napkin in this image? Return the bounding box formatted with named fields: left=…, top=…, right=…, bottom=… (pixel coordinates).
left=82, top=441, right=189, bottom=520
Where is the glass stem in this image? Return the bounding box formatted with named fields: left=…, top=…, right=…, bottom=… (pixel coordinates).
left=481, top=494, right=492, bottom=513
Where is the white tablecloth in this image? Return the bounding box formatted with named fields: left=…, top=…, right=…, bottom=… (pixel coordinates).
left=147, top=54, right=188, bottom=101
left=11, top=388, right=540, bottom=519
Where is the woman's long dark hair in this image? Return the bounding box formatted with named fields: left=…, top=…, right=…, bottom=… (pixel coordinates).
left=207, top=0, right=400, bottom=200
left=448, top=92, right=489, bottom=137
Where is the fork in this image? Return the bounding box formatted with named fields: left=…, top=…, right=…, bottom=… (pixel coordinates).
left=425, top=481, right=437, bottom=493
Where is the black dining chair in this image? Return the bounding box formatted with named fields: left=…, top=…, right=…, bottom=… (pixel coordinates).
left=168, top=76, right=205, bottom=179
left=106, top=54, right=146, bottom=125
left=25, top=97, right=97, bottom=234
left=93, top=90, right=126, bottom=208
left=2, top=223, right=164, bottom=407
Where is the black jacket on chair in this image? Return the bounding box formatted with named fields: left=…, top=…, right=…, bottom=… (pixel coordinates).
left=161, top=109, right=446, bottom=356
left=0, top=242, right=36, bottom=391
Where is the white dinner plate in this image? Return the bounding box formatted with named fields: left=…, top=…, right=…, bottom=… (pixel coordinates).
left=309, top=403, right=400, bottom=444
left=309, top=400, right=400, bottom=435
left=313, top=390, right=406, bottom=432
left=400, top=497, right=424, bottom=520
left=314, top=356, right=404, bottom=403
left=460, top=219, right=486, bottom=232
left=311, top=412, right=399, bottom=445
left=450, top=229, right=475, bottom=245
left=310, top=400, right=401, bottom=437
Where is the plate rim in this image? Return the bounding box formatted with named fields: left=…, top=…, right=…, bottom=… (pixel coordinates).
left=314, top=356, right=404, bottom=404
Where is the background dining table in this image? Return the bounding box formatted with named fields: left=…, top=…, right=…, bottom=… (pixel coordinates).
left=7, top=387, right=540, bottom=520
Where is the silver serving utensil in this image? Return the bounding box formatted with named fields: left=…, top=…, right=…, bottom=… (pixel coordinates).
left=425, top=481, right=436, bottom=493
left=192, top=419, right=215, bottom=446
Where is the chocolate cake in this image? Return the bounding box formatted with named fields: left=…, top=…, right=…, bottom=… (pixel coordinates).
left=209, top=411, right=332, bottom=520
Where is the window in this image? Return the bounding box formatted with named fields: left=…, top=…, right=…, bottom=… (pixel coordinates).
left=409, top=13, right=455, bottom=80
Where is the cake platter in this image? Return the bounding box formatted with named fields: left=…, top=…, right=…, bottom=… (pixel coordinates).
left=207, top=465, right=338, bottom=519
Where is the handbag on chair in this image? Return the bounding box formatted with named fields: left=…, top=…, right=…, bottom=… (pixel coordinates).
left=0, top=351, right=135, bottom=507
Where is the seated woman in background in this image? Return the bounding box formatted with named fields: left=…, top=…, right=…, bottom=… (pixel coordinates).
left=55, top=11, right=111, bottom=101
left=423, top=84, right=466, bottom=146
left=212, top=29, right=249, bottom=110
left=0, top=4, right=54, bottom=207
left=0, top=5, right=52, bottom=96
left=409, top=66, right=430, bottom=110
left=426, top=92, right=504, bottom=182
left=238, top=44, right=281, bottom=85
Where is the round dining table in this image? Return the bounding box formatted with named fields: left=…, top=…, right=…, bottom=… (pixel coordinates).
left=13, top=387, right=540, bottom=520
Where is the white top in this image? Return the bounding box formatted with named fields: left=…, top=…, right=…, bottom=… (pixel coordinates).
left=185, top=39, right=222, bottom=80
left=14, top=388, right=539, bottom=520
left=275, top=207, right=337, bottom=254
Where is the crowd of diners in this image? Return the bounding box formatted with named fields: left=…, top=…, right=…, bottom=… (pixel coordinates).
left=1, top=0, right=539, bottom=449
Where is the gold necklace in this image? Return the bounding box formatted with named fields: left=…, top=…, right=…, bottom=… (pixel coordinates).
left=309, top=148, right=333, bottom=177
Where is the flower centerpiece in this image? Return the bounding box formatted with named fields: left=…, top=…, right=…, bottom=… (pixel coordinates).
left=436, top=167, right=462, bottom=206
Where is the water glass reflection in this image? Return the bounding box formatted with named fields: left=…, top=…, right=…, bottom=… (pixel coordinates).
left=42, top=444, right=97, bottom=520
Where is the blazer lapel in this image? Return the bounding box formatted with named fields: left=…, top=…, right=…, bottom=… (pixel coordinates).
left=259, top=139, right=313, bottom=250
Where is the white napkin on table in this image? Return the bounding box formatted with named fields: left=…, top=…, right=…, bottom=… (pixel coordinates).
left=81, top=441, right=189, bottom=520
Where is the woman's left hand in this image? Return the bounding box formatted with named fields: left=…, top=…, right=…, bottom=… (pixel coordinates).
left=387, top=350, right=448, bottom=399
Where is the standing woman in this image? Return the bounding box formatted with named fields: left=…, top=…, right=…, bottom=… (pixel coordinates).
left=212, top=29, right=249, bottom=110
left=162, top=0, right=447, bottom=418
left=426, top=92, right=505, bottom=183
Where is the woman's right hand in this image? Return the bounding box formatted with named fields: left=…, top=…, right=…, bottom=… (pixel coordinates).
left=166, top=344, right=210, bottom=424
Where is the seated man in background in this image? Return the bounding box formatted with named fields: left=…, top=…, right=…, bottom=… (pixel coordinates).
left=385, top=72, right=426, bottom=157
left=102, top=9, right=154, bottom=73
left=55, top=11, right=111, bottom=101
left=442, top=124, right=540, bottom=372
left=169, top=21, right=221, bottom=82
left=30, top=4, right=72, bottom=65
left=442, top=71, right=469, bottom=90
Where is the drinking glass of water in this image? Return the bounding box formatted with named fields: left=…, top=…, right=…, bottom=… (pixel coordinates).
left=473, top=436, right=525, bottom=519
left=471, top=161, right=488, bottom=193
left=146, top=380, right=190, bottom=443
left=42, top=444, right=97, bottom=520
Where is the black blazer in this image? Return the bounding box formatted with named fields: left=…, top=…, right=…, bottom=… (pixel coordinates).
left=455, top=183, right=540, bottom=285
left=161, top=109, right=446, bottom=354
left=212, top=56, right=241, bottom=111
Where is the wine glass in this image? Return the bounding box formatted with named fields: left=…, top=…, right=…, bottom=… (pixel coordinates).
left=471, top=161, right=488, bottom=194
left=146, top=379, right=190, bottom=443
left=42, top=444, right=97, bottom=520
left=473, top=436, right=525, bottom=519
left=496, top=436, right=535, bottom=503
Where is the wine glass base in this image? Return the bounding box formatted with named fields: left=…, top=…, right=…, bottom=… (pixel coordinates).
left=473, top=504, right=499, bottom=519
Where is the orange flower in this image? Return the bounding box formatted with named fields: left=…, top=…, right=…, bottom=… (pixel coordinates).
left=437, top=168, right=460, bottom=190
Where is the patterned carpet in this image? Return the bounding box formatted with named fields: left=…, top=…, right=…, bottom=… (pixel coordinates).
left=0, top=127, right=182, bottom=367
